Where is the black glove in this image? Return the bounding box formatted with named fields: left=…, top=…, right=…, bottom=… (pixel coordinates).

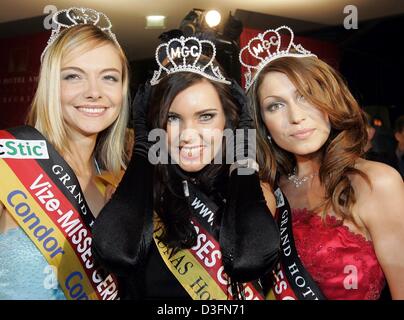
left=220, top=172, right=280, bottom=283
left=92, top=82, right=155, bottom=277
left=133, top=82, right=153, bottom=158
left=229, top=79, right=256, bottom=171
left=219, top=80, right=280, bottom=283
left=230, top=79, right=253, bottom=130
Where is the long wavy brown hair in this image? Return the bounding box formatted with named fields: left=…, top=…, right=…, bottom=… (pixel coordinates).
left=248, top=56, right=369, bottom=222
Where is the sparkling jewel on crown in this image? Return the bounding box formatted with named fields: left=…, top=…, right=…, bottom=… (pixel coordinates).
left=239, top=25, right=317, bottom=91
left=41, top=7, right=119, bottom=61
left=150, top=36, right=230, bottom=86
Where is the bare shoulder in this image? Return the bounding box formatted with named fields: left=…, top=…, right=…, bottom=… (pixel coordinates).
left=351, top=161, right=404, bottom=298
left=351, top=158, right=404, bottom=225
left=260, top=181, right=277, bottom=217
left=352, top=159, right=403, bottom=194
left=348, top=160, right=404, bottom=298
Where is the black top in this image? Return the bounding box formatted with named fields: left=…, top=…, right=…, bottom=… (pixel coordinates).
left=92, top=160, right=280, bottom=300
left=118, top=241, right=190, bottom=300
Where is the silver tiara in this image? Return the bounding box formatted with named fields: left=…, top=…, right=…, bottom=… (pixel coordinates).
left=40, top=7, right=120, bottom=62
left=150, top=36, right=231, bottom=86
left=239, top=25, right=317, bottom=91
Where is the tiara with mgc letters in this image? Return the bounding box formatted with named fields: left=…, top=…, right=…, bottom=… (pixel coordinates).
left=41, top=7, right=120, bottom=62
left=239, top=25, right=317, bottom=91
left=150, top=36, right=231, bottom=86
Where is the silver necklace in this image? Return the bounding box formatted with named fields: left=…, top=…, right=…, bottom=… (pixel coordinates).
left=287, top=167, right=318, bottom=188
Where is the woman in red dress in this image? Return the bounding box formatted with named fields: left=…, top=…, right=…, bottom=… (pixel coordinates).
left=241, top=26, right=404, bottom=300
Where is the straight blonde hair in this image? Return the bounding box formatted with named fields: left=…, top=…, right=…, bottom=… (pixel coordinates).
left=27, top=25, right=130, bottom=178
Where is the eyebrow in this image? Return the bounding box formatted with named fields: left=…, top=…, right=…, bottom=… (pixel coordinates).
left=60, top=66, right=121, bottom=73
left=262, top=89, right=300, bottom=102
left=168, top=108, right=218, bottom=117
left=262, top=95, right=284, bottom=101
left=194, top=108, right=218, bottom=116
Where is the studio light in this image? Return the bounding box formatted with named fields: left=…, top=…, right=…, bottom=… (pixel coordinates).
left=205, top=10, right=221, bottom=28
left=173, top=9, right=243, bottom=82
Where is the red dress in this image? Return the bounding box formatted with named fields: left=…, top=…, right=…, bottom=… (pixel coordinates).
left=291, top=208, right=385, bottom=300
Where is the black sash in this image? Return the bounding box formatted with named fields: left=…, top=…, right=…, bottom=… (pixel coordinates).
left=273, top=184, right=326, bottom=300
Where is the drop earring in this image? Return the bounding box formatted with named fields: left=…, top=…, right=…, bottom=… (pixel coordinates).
left=267, top=135, right=272, bottom=144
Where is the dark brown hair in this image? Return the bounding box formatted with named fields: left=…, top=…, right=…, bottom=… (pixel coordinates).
left=148, top=58, right=239, bottom=248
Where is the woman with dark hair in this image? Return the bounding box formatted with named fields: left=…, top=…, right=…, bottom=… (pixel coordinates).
left=92, top=36, right=280, bottom=299
left=241, top=26, right=404, bottom=300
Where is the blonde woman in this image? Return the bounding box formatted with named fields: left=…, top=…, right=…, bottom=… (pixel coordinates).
left=0, top=8, right=129, bottom=300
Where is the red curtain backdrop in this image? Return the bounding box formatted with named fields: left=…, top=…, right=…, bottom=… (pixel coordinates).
left=239, top=27, right=340, bottom=89
left=0, top=31, right=50, bottom=129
